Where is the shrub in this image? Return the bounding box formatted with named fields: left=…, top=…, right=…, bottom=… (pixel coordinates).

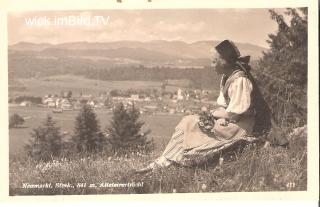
left=9, top=113, right=24, bottom=128
left=25, top=115, right=62, bottom=161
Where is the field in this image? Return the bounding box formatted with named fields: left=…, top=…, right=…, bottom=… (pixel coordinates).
left=9, top=75, right=193, bottom=156
left=9, top=106, right=183, bottom=156
left=9, top=75, right=192, bottom=98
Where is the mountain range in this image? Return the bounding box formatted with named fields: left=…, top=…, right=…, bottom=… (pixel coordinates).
left=8, top=40, right=268, bottom=92
left=9, top=40, right=267, bottom=67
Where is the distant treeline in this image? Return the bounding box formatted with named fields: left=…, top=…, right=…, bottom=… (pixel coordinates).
left=9, top=50, right=261, bottom=91
left=13, top=96, right=42, bottom=104
left=8, top=52, right=223, bottom=89
left=80, top=66, right=221, bottom=90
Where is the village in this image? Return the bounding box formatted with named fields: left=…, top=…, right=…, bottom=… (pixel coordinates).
left=12, top=87, right=219, bottom=115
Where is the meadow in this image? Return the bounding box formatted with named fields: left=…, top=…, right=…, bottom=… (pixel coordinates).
left=9, top=106, right=183, bottom=157
left=9, top=75, right=191, bottom=98
left=9, top=106, right=307, bottom=195
left=9, top=124, right=307, bottom=195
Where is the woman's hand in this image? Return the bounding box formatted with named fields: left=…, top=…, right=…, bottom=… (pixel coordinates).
left=211, top=107, right=229, bottom=119
left=219, top=118, right=229, bottom=126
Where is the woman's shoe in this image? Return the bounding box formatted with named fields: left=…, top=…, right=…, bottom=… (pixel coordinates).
left=135, top=162, right=156, bottom=174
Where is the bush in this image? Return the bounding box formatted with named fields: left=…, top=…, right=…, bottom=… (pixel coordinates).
left=14, top=95, right=42, bottom=104
left=25, top=115, right=62, bottom=161
left=106, top=102, right=154, bottom=155
left=72, top=104, right=106, bottom=154
left=9, top=113, right=24, bottom=128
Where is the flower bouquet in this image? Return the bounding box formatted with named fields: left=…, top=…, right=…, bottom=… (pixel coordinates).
left=198, top=111, right=215, bottom=135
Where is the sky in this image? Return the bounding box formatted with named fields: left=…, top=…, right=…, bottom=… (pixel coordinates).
left=8, top=8, right=285, bottom=48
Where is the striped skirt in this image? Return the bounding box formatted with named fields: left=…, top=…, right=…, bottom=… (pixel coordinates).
left=155, top=128, right=257, bottom=167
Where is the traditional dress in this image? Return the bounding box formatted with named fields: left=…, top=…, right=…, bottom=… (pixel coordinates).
left=151, top=69, right=258, bottom=168
left=138, top=39, right=284, bottom=172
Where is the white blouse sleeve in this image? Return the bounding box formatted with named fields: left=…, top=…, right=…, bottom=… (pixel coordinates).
left=226, top=77, right=253, bottom=114
left=216, top=90, right=227, bottom=108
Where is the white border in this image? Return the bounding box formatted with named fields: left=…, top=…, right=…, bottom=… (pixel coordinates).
left=0, top=0, right=318, bottom=203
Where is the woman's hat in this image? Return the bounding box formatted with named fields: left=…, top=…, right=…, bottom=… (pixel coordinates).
left=215, top=40, right=241, bottom=63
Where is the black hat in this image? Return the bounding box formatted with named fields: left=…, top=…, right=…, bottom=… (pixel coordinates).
left=215, top=40, right=241, bottom=63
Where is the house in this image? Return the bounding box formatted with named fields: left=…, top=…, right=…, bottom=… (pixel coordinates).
left=177, top=88, right=184, bottom=100
left=95, top=101, right=105, bottom=108
left=112, top=97, right=126, bottom=101
left=43, top=97, right=54, bottom=104
left=81, top=94, right=92, bottom=99
left=130, top=94, right=140, bottom=101
left=60, top=99, right=72, bottom=110
left=20, top=101, right=32, bottom=107
left=169, top=108, right=175, bottom=114
left=55, top=98, right=61, bottom=108
left=48, top=102, right=56, bottom=108
left=87, top=100, right=96, bottom=107
left=144, top=97, right=151, bottom=102
left=185, top=93, right=190, bottom=101
left=43, top=97, right=56, bottom=108
left=143, top=105, right=158, bottom=113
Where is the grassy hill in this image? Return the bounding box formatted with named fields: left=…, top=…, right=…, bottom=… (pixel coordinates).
left=9, top=125, right=307, bottom=195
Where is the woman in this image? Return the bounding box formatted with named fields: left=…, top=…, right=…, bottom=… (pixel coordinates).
left=136, top=40, right=272, bottom=172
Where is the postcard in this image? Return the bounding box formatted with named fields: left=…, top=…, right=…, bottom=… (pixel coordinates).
left=0, top=0, right=318, bottom=205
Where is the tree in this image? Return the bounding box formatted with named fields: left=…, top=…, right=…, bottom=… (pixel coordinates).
left=104, top=97, right=112, bottom=108
left=60, top=90, right=65, bottom=98
left=72, top=104, right=106, bottom=153
left=67, top=90, right=73, bottom=99
left=9, top=114, right=24, bottom=128
left=256, top=8, right=307, bottom=126
left=106, top=102, right=153, bottom=154
left=109, top=89, right=119, bottom=97
left=161, top=80, right=167, bottom=91
left=25, top=115, right=62, bottom=161
left=14, top=96, right=42, bottom=104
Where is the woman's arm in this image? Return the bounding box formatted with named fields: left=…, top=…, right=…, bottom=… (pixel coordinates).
left=212, top=88, right=228, bottom=119
left=225, top=77, right=253, bottom=122
left=212, top=76, right=252, bottom=122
